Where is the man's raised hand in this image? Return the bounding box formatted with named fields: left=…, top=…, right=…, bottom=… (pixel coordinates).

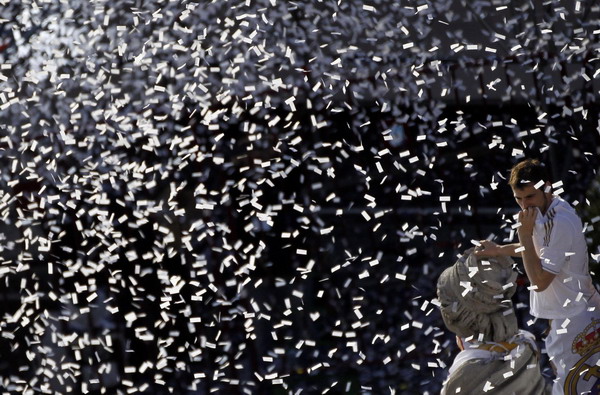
left=474, top=240, right=500, bottom=257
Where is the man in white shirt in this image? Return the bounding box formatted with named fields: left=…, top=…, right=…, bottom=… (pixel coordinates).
left=475, top=158, right=600, bottom=394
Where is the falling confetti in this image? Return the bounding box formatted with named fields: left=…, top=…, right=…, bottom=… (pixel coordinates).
left=0, top=0, right=600, bottom=394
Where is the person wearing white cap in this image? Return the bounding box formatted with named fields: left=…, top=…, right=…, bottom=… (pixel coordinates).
left=437, top=248, right=547, bottom=394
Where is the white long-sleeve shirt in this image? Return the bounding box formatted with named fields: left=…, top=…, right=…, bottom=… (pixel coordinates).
left=530, top=196, right=597, bottom=319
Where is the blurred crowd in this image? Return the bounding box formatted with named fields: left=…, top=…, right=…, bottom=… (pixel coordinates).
left=1, top=1, right=600, bottom=394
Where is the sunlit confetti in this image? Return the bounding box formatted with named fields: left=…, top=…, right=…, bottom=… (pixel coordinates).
left=0, top=0, right=600, bottom=393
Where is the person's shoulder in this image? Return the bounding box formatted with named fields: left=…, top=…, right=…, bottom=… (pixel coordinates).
left=551, top=196, right=575, bottom=210
left=549, top=197, right=578, bottom=216
left=549, top=202, right=582, bottom=231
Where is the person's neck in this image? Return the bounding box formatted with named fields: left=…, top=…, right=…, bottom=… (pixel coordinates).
left=541, top=194, right=554, bottom=216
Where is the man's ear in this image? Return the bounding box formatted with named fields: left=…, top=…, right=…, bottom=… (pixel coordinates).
left=544, top=181, right=552, bottom=194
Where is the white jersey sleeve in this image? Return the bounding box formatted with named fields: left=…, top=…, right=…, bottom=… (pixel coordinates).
left=530, top=197, right=596, bottom=319
left=538, top=215, right=574, bottom=275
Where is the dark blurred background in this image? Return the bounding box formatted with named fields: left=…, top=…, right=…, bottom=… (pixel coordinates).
left=1, top=0, right=600, bottom=394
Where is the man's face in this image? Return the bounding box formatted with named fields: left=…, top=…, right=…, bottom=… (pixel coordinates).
left=511, top=183, right=549, bottom=212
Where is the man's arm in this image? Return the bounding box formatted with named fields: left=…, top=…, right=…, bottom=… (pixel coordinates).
left=516, top=207, right=556, bottom=292
left=474, top=240, right=522, bottom=258
left=516, top=231, right=555, bottom=292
